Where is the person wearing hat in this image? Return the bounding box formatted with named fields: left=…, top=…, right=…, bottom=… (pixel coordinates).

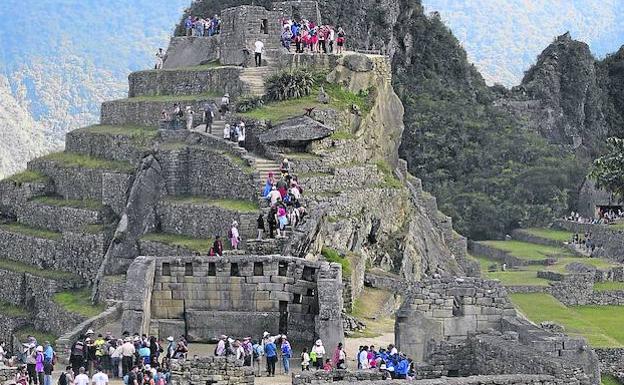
left=242, top=338, right=253, bottom=367
left=251, top=340, right=264, bottom=375
left=395, top=353, right=409, bottom=379
left=70, top=337, right=86, bottom=375
left=280, top=335, right=292, bottom=374
left=261, top=332, right=271, bottom=376
left=24, top=342, right=37, bottom=385
left=220, top=94, right=230, bottom=120
left=311, top=339, right=325, bottom=370
left=264, top=338, right=277, bottom=377
left=185, top=106, right=194, bottom=131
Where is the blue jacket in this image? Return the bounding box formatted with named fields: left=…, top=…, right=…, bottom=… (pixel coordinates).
left=396, top=359, right=409, bottom=375
left=265, top=343, right=277, bottom=358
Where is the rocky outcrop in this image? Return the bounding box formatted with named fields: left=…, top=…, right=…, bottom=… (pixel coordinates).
left=259, top=116, right=334, bottom=145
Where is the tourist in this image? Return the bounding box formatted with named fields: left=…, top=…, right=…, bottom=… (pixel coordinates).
left=257, top=214, right=265, bottom=240
left=185, top=107, right=194, bottom=130
left=85, top=338, right=97, bottom=376
left=139, top=344, right=150, bottom=366
left=184, top=16, right=193, bottom=36
left=277, top=204, right=288, bottom=238
left=127, top=366, right=139, bottom=385
left=35, top=346, right=44, bottom=385
left=234, top=341, right=245, bottom=361
left=280, top=158, right=291, bottom=176
left=216, top=335, right=227, bottom=357
left=211, top=236, right=224, bottom=257
left=92, top=367, right=108, bottom=385
left=203, top=103, right=214, bottom=134
left=220, top=94, right=230, bottom=119
left=173, top=340, right=188, bottom=359
left=336, top=27, right=345, bottom=54
left=16, top=366, right=29, bottom=385
left=43, top=342, right=54, bottom=365
left=252, top=341, right=264, bottom=376
left=281, top=27, right=292, bottom=50
left=155, top=49, right=165, bottom=70
left=254, top=39, right=264, bottom=67
left=267, top=206, right=277, bottom=239
left=230, top=123, right=237, bottom=142
left=0, top=341, right=5, bottom=363
left=268, top=186, right=281, bottom=206
left=120, top=338, right=135, bottom=376
left=24, top=343, right=37, bottom=385
left=237, top=121, right=246, bottom=147
left=223, top=124, right=231, bottom=140
left=395, top=354, right=409, bottom=379
left=358, top=346, right=369, bottom=369
left=242, top=338, right=253, bottom=366
left=323, top=359, right=332, bottom=371
left=110, top=340, right=122, bottom=378
left=281, top=335, right=292, bottom=374
left=301, top=348, right=310, bottom=371
left=328, top=26, right=335, bottom=53
left=311, top=340, right=325, bottom=370
left=74, top=368, right=89, bottom=385
left=162, top=337, right=175, bottom=369
left=58, top=367, right=72, bottom=385
left=69, top=338, right=85, bottom=375
left=229, top=221, right=240, bottom=250
left=264, top=338, right=277, bottom=377
left=43, top=357, right=53, bottom=385
left=332, top=343, right=346, bottom=369
left=94, top=335, right=105, bottom=372
left=318, top=26, right=327, bottom=53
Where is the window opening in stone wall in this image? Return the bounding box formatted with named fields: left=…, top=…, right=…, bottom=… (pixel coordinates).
left=279, top=300, right=289, bottom=334
left=278, top=261, right=288, bottom=276
left=254, top=262, right=264, bottom=276
left=302, top=266, right=314, bottom=281
left=162, top=263, right=171, bottom=276
left=208, top=262, right=216, bottom=276
left=447, top=370, right=459, bottom=377
left=261, top=19, right=268, bottom=34
left=294, top=293, right=302, bottom=304
left=231, top=263, right=240, bottom=276
left=307, top=288, right=315, bottom=296
left=184, top=262, right=193, bottom=276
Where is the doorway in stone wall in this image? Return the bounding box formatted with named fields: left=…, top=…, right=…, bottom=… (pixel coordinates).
left=279, top=300, right=288, bottom=335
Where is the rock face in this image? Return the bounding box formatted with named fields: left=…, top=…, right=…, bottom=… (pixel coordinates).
left=259, top=116, right=334, bottom=145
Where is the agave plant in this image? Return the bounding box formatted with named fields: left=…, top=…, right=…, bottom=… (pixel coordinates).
left=266, top=68, right=316, bottom=101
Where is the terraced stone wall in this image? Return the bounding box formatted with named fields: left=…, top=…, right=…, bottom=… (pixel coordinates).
left=0, top=180, right=51, bottom=216
left=101, top=98, right=213, bottom=127
left=0, top=229, right=107, bottom=282
left=15, top=201, right=106, bottom=233
left=66, top=130, right=148, bottom=165
left=128, top=67, right=246, bottom=98
left=555, top=220, right=624, bottom=261
left=122, top=255, right=344, bottom=350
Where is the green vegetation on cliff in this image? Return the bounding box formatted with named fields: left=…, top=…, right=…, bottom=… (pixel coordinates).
left=53, top=289, right=106, bottom=318
left=6, top=170, right=48, bottom=186
left=42, top=152, right=135, bottom=173
left=321, top=247, right=352, bottom=275
left=165, top=196, right=259, bottom=213
left=0, top=258, right=79, bottom=282
left=0, top=222, right=62, bottom=241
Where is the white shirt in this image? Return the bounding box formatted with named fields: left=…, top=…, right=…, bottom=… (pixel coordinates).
left=92, top=372, right=108, bottom=385
left=75, top=374, right=89, bottom=385
left=359, top=350, right=369, bottom=369
left=238, top=127, right=246, bottom=141
left=254, top=41, right=264, bottom=53
left=312, top=345, right=325, bottom=357
left=269, top=190, right=281, bottom=205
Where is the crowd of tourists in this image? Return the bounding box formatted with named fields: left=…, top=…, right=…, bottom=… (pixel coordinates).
left=570, top=231, right=596, bottom=254
left=280, top=19, right=346, bottom=54
left=261, top=158, right=307, bottom=239
left=563, top=209, right=624, bottom=225
left=184, top=15, right=221, bottom=37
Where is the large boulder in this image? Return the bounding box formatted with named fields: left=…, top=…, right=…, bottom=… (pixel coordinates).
left=344, top=54, right=374, bottom=72
left=259, top=116, right=334, bottom=145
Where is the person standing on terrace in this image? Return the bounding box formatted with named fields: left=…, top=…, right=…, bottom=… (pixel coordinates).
left=254, top=39, right=265, bottom=67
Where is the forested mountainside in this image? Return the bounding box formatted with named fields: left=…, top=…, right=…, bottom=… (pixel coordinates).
left=0, top=0, right=187, bottom=178
left=422, top=0, right=624, bottom=87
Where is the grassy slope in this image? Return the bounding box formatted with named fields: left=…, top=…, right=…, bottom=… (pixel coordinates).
left=478, top=240, right=572, bottom=261
left=0, top=258, right=79, bottom=281
left=5, top=170, right=48, bottom=185
left=594, top=281, right=624, bottom=292
left=165, top=196, right=258, bottom=213
left=42, top=152, right=134, bottom=173
left=53, top=289, right=106, bottom=318
left=523, top=228, right=574, bottom=242
left=511, top=293, right=624, bottom=347
left=0, top=222, right=61, bottom=241
left=349, top=287, right=396, bottom=338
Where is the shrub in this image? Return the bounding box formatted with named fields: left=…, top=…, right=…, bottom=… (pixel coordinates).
left=236, top=96, right=265, bottom=113
left=266, top=68, right=316, bottom=101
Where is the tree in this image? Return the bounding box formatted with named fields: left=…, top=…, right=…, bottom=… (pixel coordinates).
left=590, top=137, right=624, bottom=199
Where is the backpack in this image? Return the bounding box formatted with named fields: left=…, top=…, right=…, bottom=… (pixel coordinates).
left=58, top=372, right=67, bottom=385
left=310, top=351, right=317, bottom=363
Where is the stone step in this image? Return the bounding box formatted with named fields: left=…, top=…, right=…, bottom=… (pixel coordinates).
left=128, top=66, right=248, bottom=98
left=16, top=197, right=109, bottom=233
left=157, top=197, right=259, bottom=240
left=101, top=95, right=216, bottom=127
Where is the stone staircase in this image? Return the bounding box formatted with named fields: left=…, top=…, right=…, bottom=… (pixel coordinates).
left=240, top=67, right=273, bottom=97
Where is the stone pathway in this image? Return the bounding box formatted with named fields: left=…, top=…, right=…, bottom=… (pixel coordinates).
left=240, top=67, right=273, bottom=97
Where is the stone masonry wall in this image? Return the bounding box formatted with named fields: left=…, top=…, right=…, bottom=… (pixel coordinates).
left=169, top=356, right=253, bottom=385
left=293, top=373, right=579, bottom=385
left=16, top=200, right=106, bottom=233
left=66, top=129, right=148, bottom=165
left=0, top=179, right=51, bottom=216
left=395, top=278, right=516, bottom=361
left=163, top=36, right=221, bottom=69
left=555, top=220, right=624, bottom=261
left=101, top=98, right=214, bottom=127
left=129, top=67, right=246, bottom=98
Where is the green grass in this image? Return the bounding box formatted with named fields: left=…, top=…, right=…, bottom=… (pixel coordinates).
left=41, top=152, right=134, bottom=173
left=240, top=82, right=372, bottom=123
left=349, top=286, right=395, bottom=338
left=53, top=288, right=106, bottom=318
left=0, top=300, right=29, bottom=317
left=478, top=240, right=573, bottom=261
left=165, top=196, right=259, bottom=213
left=15, top=327, right=58, bottom=347
left=375, top=160, right=402, bottom=189
left=6, top=170, right=48, bottom=186
left=602, top=374, right=620, bottom=385
left=76, top=125, right=158, bottom=145
left=511, top=293, right=624, bottom=347
left=321, top=247, right=352, bottom=275
left=0, top=258, right=80, bottom=282
left=594, top=281, right=624, bottom=292
left=142, top=233, right=215, bottom=254
left=0, top=223, right=61, bottom=241
left=523, top=228, right=574, bottom=242
left=221, top=152, right=254, bottom=174
left=121, top=93, right=218, bottom=103
left=31, top=196, right=103, bottom=210
left=330, top=131, right=356, bottom=140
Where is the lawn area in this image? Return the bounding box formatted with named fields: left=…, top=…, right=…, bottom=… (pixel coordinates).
left=240, top=82, right=372, bottom=123
left=0, top=300, right=29, bottom=317
left=602, top=374, right=620, bottom=385
left=31, top=196, right=103, bottom=210
left=0, top=258, right=80, bottom=282
left=478, top=240, right=573, bottom=261
left=523, top=228, right=574, bottom=242
left=5, top=170, right=48, bottom=186
left=511, top=293, right=624, bottom=347
left=349, top=286, right=396, bottom=338
left=165, top=196, right=259, bottom=213
left=76, top=125, right=158, bottom=145
left=41, top=152, right=134, bottom=173
left=53, top=289, right=106, bottom=318
left=594, top=281, right=624, bottom=292
left=321, top=247, right=352, bottom=275
left=0, top=222, right=61, bottom=241
left=142, top=233, right=215, bottom=254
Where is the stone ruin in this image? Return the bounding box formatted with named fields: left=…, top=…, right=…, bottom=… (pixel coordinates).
left=0, top=2, right=610, bottom=385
